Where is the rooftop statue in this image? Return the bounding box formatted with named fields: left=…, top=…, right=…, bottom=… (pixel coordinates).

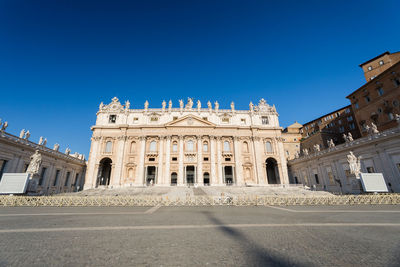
left=144, top=100, right=149, bottom=110
left=168, top=100, right=172, bottom=109
left=197, top=100, right=201, bottom=112
left=249, top=101, right=254, bottom=112
left=328, top=139, right=335, bottom=148
left=24, top=130, right=30, bottom=140
left=313, top=144, right=320, bottom=152
left=53, top=143, right=60, bottom=151
left=125, top=100, right=130, bottom=110
left=231, top=101, right=235, bottom=112
left=19, top=129, right=25, bottom=139
left=179, top=99, right=184, bottom=109
left=186, top=98, right=193, bottom=109
left=162, top=100, right=166, bottom=111
left=214, top=101, right=219, bottom=112
left=39, top=136, right=44, bottom=145
left=347, top=151, right=361, bottom=178
left=43, top=138, right=47, bottom=146
left=1, top=121, right=8, bottom=131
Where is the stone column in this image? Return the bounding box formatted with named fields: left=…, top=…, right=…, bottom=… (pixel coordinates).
left=197, top=135, right=203, bottom=185
left=85, top=136, right=101, bottom=189
left=164, top=136, right=171, bottom=185
left=178, top=135, right=184, bottom=186
left=250, top=137, right=259, bottom=185
left=136, top=136, right=146, bottom=186
left=210, top=136, right=216, bottom=185
left=112, top=135, right=127, bottom=187
left=216, top=137, right=223, bottom=185
left=253, top=137, right=265, bottom=184
left=234, top=136, right=243, bottom=186
left=276, top=137, right=289, bottom=184
left=157, top=136, right=164, bottom=185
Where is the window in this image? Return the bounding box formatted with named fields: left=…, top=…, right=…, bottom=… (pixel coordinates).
left=172, top=157, right=177, bottom=161
left=225, top=158, right=231, bottom=162
left=202, top=117, right=208, bottom=121
left=378, top=108, right=382, bottom=114
left=265, top=141, right=273, bottom=153
left=368, top=66, right=372, bottom=71
left=150, top=117, right=158, bottom=122
left=339, top=126, right=345, bottom=133
left=223, top=141, right=230, bottom=152
left=109, top=115, right=116, bottom=123
left=379, top=60, right=384, bottom=65
left=187, top=140, right=194, bottom=151
left=105, top=141, right=112, bottom=153
left=149, top=158, right=155, bottom=162
left=262, top=116, right=269, bottom=125
left=377, top=88, right=384, bottom=96
left=130, top=141, right=136, bottom=153
left=64, top=172, right=71, bottom=186
left=350, top=123, right=355, bottom=130
left=203, top=157, right=209, bottom=161
left=172, top=142, right=178, bottom=152
left=39, top=167, right=47, bottom=186
left=133, top=117, right=139, bottom=123
left=173, top=117, right=178, bottom=121
left=222, top=117, right=229, bottom=123
left=345, top=108, right=351, bottom=114
left=241, top=118, right=246, bottom=124
left=354, top=102, right=359, bottom=109
left=73, top=173, right=79, bottom=186
left=203, top=142, right=208, bottom=152
left=314, top=174, right=319, bottom=184
left=338, top=119, right=342, bottom=125
left=53, top=170, right=60, bottom=186
left=365, top=96, right=371, bottom=103
left=149, top=141, right=157, bottom=152
left=242, top=141, right=249, bottom=153
left=366, top=167, right=375, bottom=173
left=347, top=116, right=353, bottom=122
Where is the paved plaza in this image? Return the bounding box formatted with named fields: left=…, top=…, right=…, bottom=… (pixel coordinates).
left=1, top=205, right=400, bottom=266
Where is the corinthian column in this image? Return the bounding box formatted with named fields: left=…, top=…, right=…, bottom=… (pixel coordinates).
left=112, top=135, right=127, bottom=187
left=178, top=135, right=184, bottom=185
left=234, top=136, right=243, bottom=186
left=136, top=136, right=146, bottom=185
left=157, top=136, right=164, bottom=185
left=165, top=136, right=171, bottom=185
left=216, top=136, right=223, bottom=185
left=210, top=136, right=216, bottom=185
left=197, top=135, right=203, bottom=185
left=85, top=136, right=101, bottom=189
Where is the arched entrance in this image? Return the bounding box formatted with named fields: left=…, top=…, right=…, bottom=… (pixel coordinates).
left=146, top=166, right=156, bottom=185
left=224, top=166, right=233, bottom=185
left=266, top=158, right=280, bottom=184
left=171, top=172, right=177, bottom=185
left=97, top=158, right=112, bottom=186
left=186, top=166, right=195, bottom=184
left=203, top=172, right=210, bottom=185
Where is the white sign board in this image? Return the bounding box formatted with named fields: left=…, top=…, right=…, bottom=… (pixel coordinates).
left=360, top=173, right=388, bottom=192
left=0, top=173, right=30, bottom=194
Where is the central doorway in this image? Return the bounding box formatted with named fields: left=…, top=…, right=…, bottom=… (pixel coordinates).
left=171, top=172, right=177, bottom=185
left=266, top=158, right=280, bottom=184
left=186, top=166, right=195, bottom=184
left=203, top=172, right=210, bottom=185
left=97, top=158, right=112, bottom=187
left=146, top=166, right=156, bottom=185
left=224, top=166, right=233, bottom=185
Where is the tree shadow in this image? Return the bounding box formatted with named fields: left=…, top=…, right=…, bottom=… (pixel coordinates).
left=201, top=211, right=306, bottom=267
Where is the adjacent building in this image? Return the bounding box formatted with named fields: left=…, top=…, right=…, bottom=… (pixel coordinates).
left=84, top=97, right=290, bottom=188
left=282, top=122, right=302, bottom=160
left=0, top=125, right=86, bottom=195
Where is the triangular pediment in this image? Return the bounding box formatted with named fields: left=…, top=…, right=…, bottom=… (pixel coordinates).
left=165, top=115, right=216, bottom=127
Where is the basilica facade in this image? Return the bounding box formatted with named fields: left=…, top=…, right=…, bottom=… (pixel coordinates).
left=84, top=97, right=290, bottom=188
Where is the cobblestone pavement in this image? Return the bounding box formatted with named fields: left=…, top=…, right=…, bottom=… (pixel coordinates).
left=0, top=205, right=399, bottom=266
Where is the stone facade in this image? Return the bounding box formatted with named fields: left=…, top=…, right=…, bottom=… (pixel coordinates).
left=288, top=123, right=400, bottom=193
left=282, top=122, right=302, bottom=160
left=84, top=97, right=290, bottom=188
left=359, top=51, right=400, bottom=82
left=0, top=127, right=86, bottom=195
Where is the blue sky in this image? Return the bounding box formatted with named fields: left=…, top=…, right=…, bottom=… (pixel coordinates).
left=0, top=0, right=399, bottom=157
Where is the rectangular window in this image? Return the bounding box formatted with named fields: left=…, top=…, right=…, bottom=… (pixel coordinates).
left=39, top=167, right=47, bottom=186
left=53, top=170, right=60, bottom=186
left=64, top=172, right=71, bottom=186
left=222, top=117, right=229, bottom=123
left=350, top=123, right=355, bottom=130
left=109, top=115, right=116, bottom=123
left=172, top=157, right=177, bottom=161
left=345, top=108, right=351, bottom=113
left=314, top=174, right=319, bottom=184
left=339, top=126, right=345, bottom=133
left=173, top=117, right=178, bottom=121
left=354, top=102, right=359, bottom=109
left=365, top=96, right=371, bottom=103
left=225, top=158, right=231, bottom=162
left=172, top=143, right=178, bottom=152
left=241, top=118, right=246, bottom=124
left=202, top=117, right=208, bottom=121
left=150, top=117, right=158, bottom=122
left=347, top=116, right=353, bottom=121
left=133, top=117, right=139, bottom=123
left=203, top=157, right=209, bottom=161
left=149, top=158, right=155, bottom=162
left=377, top=88, right=384, bottom=96
left=261, top=116, right=269, bottom=125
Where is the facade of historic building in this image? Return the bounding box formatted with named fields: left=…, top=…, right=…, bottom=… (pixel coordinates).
left=0, top=123, right=86, bottom=195
left=84, top=97, right=290, bottom=188
left=288, top=122, right=400, bottom=193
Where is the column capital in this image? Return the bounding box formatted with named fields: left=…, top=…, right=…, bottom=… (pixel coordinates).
left=233, top=136, right=240, bottom=141
left=165, top=135, right=172, bottom=141
left=117, top=135, right=127, bottom=141
left=196, top=135, right=202, bottom=140
left=139, top=136, right=146, bottom=141
left=178, top=135, right=184, bottom=140
left=215, top=136, right=222, bottom=141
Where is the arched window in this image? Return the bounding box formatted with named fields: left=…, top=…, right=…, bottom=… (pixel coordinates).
left=223, top=141, right=230, bottom=152
left=266, top=141, right=273, bottom=153
left=203, top=141, right=208, bottom=152
left=130, top=141, right=136, bottom=153
left=242, top=141, right=249, bottom=153
left=105, top=141, right=112, bottom=153
left=187, top=140, right=194, bottom=151
left=149, top=141, right=157, bottom=152
left=172, top=141, right=178, bottom=152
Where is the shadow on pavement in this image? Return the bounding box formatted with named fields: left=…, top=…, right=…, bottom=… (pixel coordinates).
left=202, top=211, right=306, bottom=267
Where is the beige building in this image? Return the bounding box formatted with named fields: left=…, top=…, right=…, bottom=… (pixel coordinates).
left=84, top=97, right=290, bottom=188
left=0, top=124, right=86, bottom=195
left=282, top=122, right=302, bottom=160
